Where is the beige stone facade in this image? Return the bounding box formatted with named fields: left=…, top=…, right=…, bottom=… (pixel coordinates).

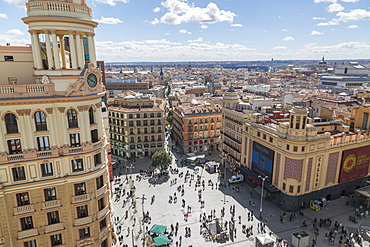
left=0, top=0, right=115, bottom=246
left=108, top=93, right=166, bottom=160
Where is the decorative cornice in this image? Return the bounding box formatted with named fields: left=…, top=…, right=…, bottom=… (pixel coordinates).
left=77, top=105, right=89, bottom=112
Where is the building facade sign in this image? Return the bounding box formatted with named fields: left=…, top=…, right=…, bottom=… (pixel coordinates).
left=339, top=146, right=370, bottom=183
left=252, top=141, right=274, bottom=177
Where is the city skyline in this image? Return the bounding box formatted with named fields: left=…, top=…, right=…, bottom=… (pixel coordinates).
left=1, top=0, right=369, bottom=62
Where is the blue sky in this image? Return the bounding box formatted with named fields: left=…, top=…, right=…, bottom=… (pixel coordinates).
left=0, top=0, right=369, bottom=62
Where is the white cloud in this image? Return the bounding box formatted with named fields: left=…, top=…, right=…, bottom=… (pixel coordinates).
left=153, top=7, right=161, bottom=13
left=150, top=18, right=160, bottom=25
left=3, top=0, right=27, bottom=8
left=283, top=36, right=294, bottom=41
left=337, top=9, right=370, bottom=22
left=314, top=0, right=336, bottom=3
left=153, top=0, right=236, bottom=25
left=317, top=19, right=339, bottom=26
left=347, top=25, right=359, bottom=29
left=94, top=16, right=123, bottom=25
left=341, top=0, right=359, bottom=2
left=302, top=42, right=370, bottom=55
left=6, top=29, right=24, bottom=36
left=312, top=17, right=325, bottom=20
left=0, top=12, right=8, bottom=19
left=327, top=3, right=344, bottom=12
left=187, top=37, right=203, bottom=42
left=310, top=30, right=324, bottom=35
left=200, top=25, right=208, bottom=29
left=92, top=0, right=128, bottom=6
left=281, top=29, right=288, bottom=32
left=164, top=32, right=170, bottom=35
left=179, top=29, right=191, bottom=34
left=231, top=24, right=243, bottom=27
left=273, top=46, right=287, bottom=50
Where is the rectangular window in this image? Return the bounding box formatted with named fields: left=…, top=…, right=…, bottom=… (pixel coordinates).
left=20, top=216, right=33, bottom=230
left=263, top=134, right=266, bottom=140
left=37, top=136, right=50, bottom=151
left=50, top=234, right=62, bottom=246
left=269, top=137, right=273, bottom=143
left=302, top=146, right=305, bottom=152
left=70, top=133, right=81, bottom=147
left=79, top=227, right=90, bottom=239
left=91, top=129, right=99, bottom=143
left=157, top=113, right=161, bottom=117
left=286, top=144, right=290, bottom=150
left=40, top=162, right=53, bottom=177
left=94, top=153, right=102, bottom=166
left=74, top=182, right=86, bottom=195
left=98, top=198, right=105, bottom=211
left=8, top=77, right=17, bottom=85
left=282, top=183, right=286, bottom=191
left=293, top=146, right=298, bottom=152
left=99, top=217, right=107, bottom=230
left=12, top=166, right=26, bottom=181
left=8, top=139, right=22, bottom=154
left=47, top=211, right=60, bottom=225
left=76, top=205, right=89, bottom=218
left=44, top=187, right=57, bottom=201
left=96, top=175, right=104, bottom=189
left=257, top=132, right=260, bottom=137
left=71, top=159, right=83, bottom=172
left=289, top=185, right=294, bottom=193
left=4, top=55, right=14, bottom=61
left=362, top=112, right=369, bottom=129
left=16, top=192, right=30, bottom=206
left=297, top=185, right=301, bottom=193
left=24, top=240, right=37, bottom=247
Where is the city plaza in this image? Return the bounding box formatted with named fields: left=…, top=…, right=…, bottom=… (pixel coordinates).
left=111, top=137, right=366, bottom=247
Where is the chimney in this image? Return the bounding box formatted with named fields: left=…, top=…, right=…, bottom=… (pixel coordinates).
left=6, top=43, right=10, bottom=46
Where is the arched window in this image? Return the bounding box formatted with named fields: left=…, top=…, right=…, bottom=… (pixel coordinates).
left=67, top=109, right=78, bottom=128
left=5, top=113, right=18, bottom=134
left=89, top=107, right=95, bottom=125
left=34, top=111, right=47, bottom=131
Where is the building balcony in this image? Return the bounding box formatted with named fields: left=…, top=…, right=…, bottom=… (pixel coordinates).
left=99, top=226, right=110, bottom=241
left=7, top=154, right=24, bottom=162
left=18, top=228, right=38, bottom=240
left=42, top=199, right=61, bottom=210
left=26, top=1, right=91, bottom=19
left=74, top=216, right=92, bottom=227
left=45, top=222, right=64, bottom=234
left=69, top=146, right=83, bottom=154
left=97, top=206, right=109, bottom=219
left=72, top=194, right=90, bottom=204
left=14, top=204, right=35, bottom=215
left=76, top=237, right=94, bottom=246
left=0, top=84, right=55, bottom=99
left=96, top=184, right=107, bottom=198
left=223, top=142, right=241, bottom=153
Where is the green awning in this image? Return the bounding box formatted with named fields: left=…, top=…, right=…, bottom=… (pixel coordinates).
left=149, top=224, right=166, bottom=234
left=153, top=235, right=170, bottom=246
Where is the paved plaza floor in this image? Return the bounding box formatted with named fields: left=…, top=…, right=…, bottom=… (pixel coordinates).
left=111, top=138, right=366, bottom=247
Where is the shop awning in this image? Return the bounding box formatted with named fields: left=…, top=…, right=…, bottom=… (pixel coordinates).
left=153, top=235, right=170, bottom=246
left=149, top=224, right=166, bottom=234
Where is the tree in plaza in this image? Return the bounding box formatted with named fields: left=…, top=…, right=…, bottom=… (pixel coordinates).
left=167, top=110, right=173, bottom=125
left=151, top=150, right=172, bottom=171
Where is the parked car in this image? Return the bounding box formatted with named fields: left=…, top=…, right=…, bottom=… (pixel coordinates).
left=228, top=174, right=244, bottom=184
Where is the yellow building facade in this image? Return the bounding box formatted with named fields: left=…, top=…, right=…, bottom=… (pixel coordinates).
left=222, top=87, right=370, bottom=211
left=0, top=0, right=115, bottom=246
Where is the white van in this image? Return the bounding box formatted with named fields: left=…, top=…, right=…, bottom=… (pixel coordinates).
left=228, top=174, right=244, bottom=184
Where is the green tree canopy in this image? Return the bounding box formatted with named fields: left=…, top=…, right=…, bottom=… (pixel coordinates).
left=151, top=150, right=172, bottom=171
left=167, top=110, right=173, bottom=125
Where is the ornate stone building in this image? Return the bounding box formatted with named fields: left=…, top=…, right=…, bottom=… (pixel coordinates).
left=0, top=0, right=115, bottom=246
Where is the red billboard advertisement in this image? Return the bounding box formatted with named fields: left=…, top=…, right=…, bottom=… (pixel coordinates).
left=339, top=146, right=370, bottom=183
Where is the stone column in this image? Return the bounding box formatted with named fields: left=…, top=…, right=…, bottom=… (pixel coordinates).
left=57, top=107, right=69, bottom=146
left=87, top=33, right=96, bottom=66
left=44, top=30, right=54, bottom=70
left=58, top=35, right=67, bottom=69
left=45, top=108, right=57, bottom=148
left=51, top=30, right=61, bottom=70
left=29, top=30, right=43, bottom=69
left=91, top=34, right=97, bottom=66
left=75, top=32, right=83, bottom=69
left=77, top=106, right=88, bottom=143
left=68, top=31, right=77, bottom=69
left=0, top=122, right=7, bottom=153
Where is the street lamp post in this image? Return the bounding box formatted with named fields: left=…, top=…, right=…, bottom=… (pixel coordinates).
left=221, top=153, right=229, bottom=204
left=258, top=175, right=268, bottom=220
